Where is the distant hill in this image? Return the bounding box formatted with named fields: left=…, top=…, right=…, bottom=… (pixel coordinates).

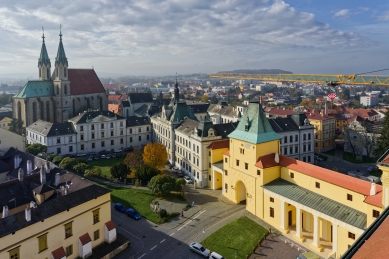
left=219, top=69, right=293, bottom=74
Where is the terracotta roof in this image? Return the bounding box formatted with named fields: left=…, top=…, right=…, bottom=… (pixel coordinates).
left=108, top=104, right=120, bottom=114
left=345, top=108, right=379, bottom=119
left=105, top=220, right=116, bottom=231
left=68, top=69, right=106, bottom=95
left=79, top=232, right=92, bottom=245
left=207, top=140, right=229, bottom=150
left=305, top=113, right=334, bottom=121
left=103, top=83, right=119, bottom=91
left=223, top=150, right=230, bottom=156
left=267, top=108, right=294, bottom=116
left=255, top=153, right=279, bottom=168
left=352, top=215, right=389, bottom=259
left=51, top=246, right=66, bottom=259
left=108, top=94, right=128, bottom=101
left=381, top=153, right=389, bottom=164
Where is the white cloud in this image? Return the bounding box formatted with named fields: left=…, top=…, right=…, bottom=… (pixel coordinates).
left=333, top=9, right=350, bottom=19
left=379, top=10, right=389, bottom=21
left=0, top=0, right=377, bottom=75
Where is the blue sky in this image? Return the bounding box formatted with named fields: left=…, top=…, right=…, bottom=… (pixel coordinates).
left=0, top=0, right=388, bottom=77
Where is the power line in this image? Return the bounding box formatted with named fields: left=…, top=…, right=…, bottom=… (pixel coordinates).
left=355, top=68, right=389, bottom=75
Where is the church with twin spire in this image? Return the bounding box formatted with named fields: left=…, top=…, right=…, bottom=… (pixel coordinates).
left=12, top=29, right=108, bottom=126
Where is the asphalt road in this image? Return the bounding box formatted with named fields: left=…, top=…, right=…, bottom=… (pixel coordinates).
left=112, top=187, right=245, bottom=259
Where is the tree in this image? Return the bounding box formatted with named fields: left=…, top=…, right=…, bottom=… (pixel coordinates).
left=143, top=142, right=168, bottom=169
left=84, top=166, right=102, bottom=177
left=52, top=155, right=64, bottom=165
left=26, top=143, right=46, bottom=156
left=8, top=118, right=24, bottom=135
left=175, top=178, right=186, bottom=196
left=135, top=164, right=160, bottom=184
left=59, top=157, right=77, bottom=170
left=124, top=151, right=143, bottom=169
left=345, top=121, right=380, bottom=157
left=110, top=162, right=130, bottom=180
left=46, top=153, right=56, bottom=162
left=200, top=95, right=208, bottom=103
left=148, top=174, right=176, bottom=196
left=374, top=110, right=389, bottom=157
left=73, top=163, right=88, bottom=173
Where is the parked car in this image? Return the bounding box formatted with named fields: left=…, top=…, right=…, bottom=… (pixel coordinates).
left=189, top=242, right=210, bottom=257
left=117, top=153, right=122, bottom=158
left=210, top=251, right=225, bottom=259
left=126, top=208, right=141, bottom=220
left=112, top=153, right=117, bottom=158
left=177, top=171, right=183, bottom=177
left=173, top=167, right=179, bottom=172
left=314, top=156, right=323, bottom=161
left=106, top=154, right=111, bottom=159
left=125, top=146, right=134, bottom=152
left=184, top=176, right=193, bottom=184
left=93, top=156, right=100, bottom=160
left=367, top=166, right=380, bottom=172
left=114, top=203, right=126, bottom=213
left=100, top=154, right=106, bottom=159
left=76, top=153, right=86, bottom=157
left=114, top=149, right=122, bottom=153
left=89, top=152, right=98, bottom=156
left=87, top=156, right=93, bottom=161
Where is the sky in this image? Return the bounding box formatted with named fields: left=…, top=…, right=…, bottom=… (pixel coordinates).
left=0, top=0, right=388, bottom=77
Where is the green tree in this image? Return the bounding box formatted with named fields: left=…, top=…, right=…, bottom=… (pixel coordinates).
left=8, top=118, right=24, bottom=135
left=52, top=156, right=64, bottom=165
left=148, top=174, right=176, bottom=196
left=175, top=178, right=186, bottom=196
left=135, top=164, right=160, bottom=184
left=124, top=151, right=143, bottom=169
left=25, top=143, right=46, bottom=156
left=59, top=157, right=77, bottom=170
left=340, top=88, right=350, bottom=100
left=46, top=153, right=56, bottom=162
left=200, top=95, right=208, bottom=102
left=110, top=162, right=130, bottom=180
left=73, top=163, right=88, bottom=173
left=143, top=142, right=168, bottom=169
left=84, top=166, right=102, bottom=177
left=374, top=110, right=389, bottom=157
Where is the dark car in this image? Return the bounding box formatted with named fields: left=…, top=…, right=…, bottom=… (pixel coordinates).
left=114, top=203, right=126, bottom=213
left=126, top=208, right=141, bottom=220
left=367, top=165, right=380, bottom=172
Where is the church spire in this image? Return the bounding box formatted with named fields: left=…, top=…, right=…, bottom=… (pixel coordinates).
left=174, top=73, right=179, bottom=102
left=55, top=24, right=68, bottom=67
left=38, top=27, right=50, bottom=67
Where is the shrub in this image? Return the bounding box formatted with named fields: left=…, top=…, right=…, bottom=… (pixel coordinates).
left=159, top=209, right=167, bottom=218
left=46, top=153, right=56, bottom=162
left=84, top=166, right=102, bottom=177
left=73, top=163, right=88, bottom=173
left=52, top=156, right=64, bottom=165
left=135, top=164, right=160, bottom=183
left=59, top=157, right=77, bottom=170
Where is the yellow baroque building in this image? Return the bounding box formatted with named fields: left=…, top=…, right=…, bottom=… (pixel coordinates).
left=208, top=102, right=383, bottom=258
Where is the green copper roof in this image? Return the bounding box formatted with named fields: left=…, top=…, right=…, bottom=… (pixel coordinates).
left=263, top=179, right=367, bottom=230
left=38, top=41, right=51, bottom=67
left=14, top=81, right=54, bottom=98
left=228, top=102, right=281, bottom=144
left=55, top=33, right=68, bottom=67
left=169, top=101, right=198, bottom=122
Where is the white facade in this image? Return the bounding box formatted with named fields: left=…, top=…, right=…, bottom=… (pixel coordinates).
left=151, top=114, right=178, bottom=163
left=279, top=129, right=314, bottom=163
left=126, top=123, right=151, bottom=148
left=360, top=95, right=379, bottom=107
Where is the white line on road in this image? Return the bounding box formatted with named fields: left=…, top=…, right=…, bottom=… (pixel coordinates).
left=150, top=245, right=157, bottom=250
left=192, top=210, right=206, bottom=219
left=178, top=220, right=192, bottom=231
left=137, top=253, right=146, bottom=259
left=169, top=233, right=175, bottom=236
left=160, top=239, right=165, bottom=243
left=177, top=210, right=207, bottom=231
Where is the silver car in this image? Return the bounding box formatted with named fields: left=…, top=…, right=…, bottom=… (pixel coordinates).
left=189, top=242, right=210, bottom=257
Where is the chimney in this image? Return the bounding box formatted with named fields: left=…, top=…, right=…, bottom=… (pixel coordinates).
left=26, top=160, right=32, bottom=175
left=370, top=182, right=377, bottom=196
left=45, top=161, right=51, bottom=174
left=18, top=168, right=24, bottom=181
left=25, top=206, right=31, bottom=222
left=40, top=166, right=46, bottom=184
left=55, top=173, right=60, bottom=186
left=2, top=206, right=8, bottom=218
left=14, top=155, right=21, bottom=169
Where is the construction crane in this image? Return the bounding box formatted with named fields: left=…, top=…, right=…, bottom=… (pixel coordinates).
left=207, top=72, right=389, bottom=86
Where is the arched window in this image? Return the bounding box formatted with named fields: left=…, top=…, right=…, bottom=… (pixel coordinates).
left=17, top=102, right=22, bottom=120
left=40, top=102, right=44, bottom=120
left=32, top=102, right=37, bottom=122
left=64, top=68, right=67, bottom=77
left=46, top=101, right=50, bottom=121
left=64, top=85, right=67, bottom=95
left=56, top=85, right=59, bottom=95
left=56, top=67, right=58, bottom=77
left=47, top=68, right=50, bottom=79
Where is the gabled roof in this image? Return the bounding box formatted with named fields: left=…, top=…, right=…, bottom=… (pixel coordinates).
left=134, top=104, right=150, bottom=117
left=129, top=93, right=153, bottom=104
left=207, top=140, right=229, bottom=150
left=208, top=104, right=239, bottom=117
left=55, top=35, right=68, bottom=67
left=51, top=246, right=66, bottom=259
left=186, top=102, right=210, bottom=113
left=306, top=113, right=335, bottom=121
left=68, top=111, right=125, bottom=124
left=105, top=220, right=116, bottom=231
left=68, top=69, right=105, bottom=95
left=79, top=232, right=92, bottom=245
left=13, top=81, right=54, bottom=98
left=175, top=119, right=199, bottom=135
left=168, top=101, right=198, bottom=122
left=38, top=40, right=51, bottom=67
left=268, top=117, right=299, bottom=132
left=26, top=120, right=76, bottom=136
left=228, top=102, right=281, bottom=144
left=126, top=116, right=150, bottom=127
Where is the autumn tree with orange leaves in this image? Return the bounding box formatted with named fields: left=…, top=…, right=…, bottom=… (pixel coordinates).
left=143, top=142, right=168, bottom=169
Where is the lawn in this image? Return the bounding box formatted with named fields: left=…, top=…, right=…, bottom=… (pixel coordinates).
left=88, top=157, right=125, bottom=178
left=202, top=216, right=268, bottom=259
left=342, top=152, right=377, bottom=164
left=109, top=185, right=161, bottom=223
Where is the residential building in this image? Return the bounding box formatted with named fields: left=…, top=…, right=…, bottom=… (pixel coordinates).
left=12, top=30, right=107, bottom=127
left=208, top=102, right=383, bottom=258
left=0, top=128, right=25, bottom=157
left=208, top=102, right=246, bottom=124
left=0, top=117, right=12, bottom=130
left=68, top=111, right=127, bottom=154
left=360, top=95, right=379, bottom=107
left=0, top=149, right=116, bottom=259
left=268, top=113, right=314, bottom=163
left=306, top=113, right=336, bottom=153
left=345, top=108, right=380, bottom=122
left=185, top=101, right=210, bottom=121
left=126, top=116, right=151, bottom=148
left=26, top=120, right=77, bottom=155
left=124, top=93, right=154, bottom=117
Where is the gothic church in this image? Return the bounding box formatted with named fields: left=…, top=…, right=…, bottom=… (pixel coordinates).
left=12, top=30, right=108, bottom=126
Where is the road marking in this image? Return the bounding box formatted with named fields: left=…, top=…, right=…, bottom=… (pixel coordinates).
left=150, top=245, right=157, bottom=250
left=192, top=210, right=206, bottom=219
left=169, top=233, right=175, bottom=236
left=177, top=210, right=207, bottom=231
left=160, top=239, right=165, bottom=243
left=178, top=220, right=192, bottom=231
left=137, top=253, right=146, bottom=259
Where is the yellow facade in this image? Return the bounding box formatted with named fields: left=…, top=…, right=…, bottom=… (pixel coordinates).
left=0, top=191, right=112, bottom=259
left=308, top=115, right=336, bottom=152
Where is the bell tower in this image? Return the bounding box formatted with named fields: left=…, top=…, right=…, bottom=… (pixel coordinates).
left=38, top=28, right=51, bottom=80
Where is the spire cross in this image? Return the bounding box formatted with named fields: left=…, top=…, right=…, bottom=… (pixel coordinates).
left=59, top=24, right=62, bottom=40
left=42, top=27, right=45, bottom=43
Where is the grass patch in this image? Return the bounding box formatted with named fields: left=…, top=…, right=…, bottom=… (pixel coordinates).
left=88, top=157, right=125, bottom=178
left=342, top=152, right=377, bottom=164
left=202, top=216, right=268, bottom=259
left=324, top=149, right=336, bottom=156
left=109, top=187, right=162, bottom=223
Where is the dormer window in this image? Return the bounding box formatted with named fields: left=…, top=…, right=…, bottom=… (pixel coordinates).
left=208, top=128, right=214, bottom=136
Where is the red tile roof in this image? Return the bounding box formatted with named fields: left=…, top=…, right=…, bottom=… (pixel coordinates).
left=223, top=150, right=230, bottom=156
left=381, top=153, right=389, bottom=164
left=51, top=246, right=66, bottom=259
left=352, top=216, right=389, bottom=259
left=305, top=113, right=334, bottom=121
left=267, top=108, right=294, bottom=117
left=207, top=140, right=229, bottom=150
left=103, top=83, right=119, bottom=91
left=345, top=108, right=378, bottom=119
left=108, top=94, right=128, bottom=101
left=255, top=153, right=278, bottom=168
left=68, top=69, right=106, bottom=95
left=108, top=104, right=120, bottom=114
left=105, top=220, right=116, bottom=231
left=79, top=232, right=92, bottom=245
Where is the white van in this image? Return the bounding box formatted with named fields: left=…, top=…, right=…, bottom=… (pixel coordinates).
left=210, top=251, right=224, bottom=259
